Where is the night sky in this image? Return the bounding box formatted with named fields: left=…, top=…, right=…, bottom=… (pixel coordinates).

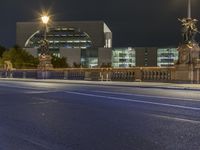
left=1, top=0, right=200, bottom=48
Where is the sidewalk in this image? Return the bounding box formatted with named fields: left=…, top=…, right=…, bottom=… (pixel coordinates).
left=0, top=78, right=200, bottom=91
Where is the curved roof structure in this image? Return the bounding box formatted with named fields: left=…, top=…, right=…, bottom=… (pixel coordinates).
left=25, top=27, right=93, bottom=50
left=17, top=21, right=112, bottom=49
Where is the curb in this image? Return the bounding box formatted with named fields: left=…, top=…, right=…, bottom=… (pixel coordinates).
left=0, top=78, right=200, bottom=91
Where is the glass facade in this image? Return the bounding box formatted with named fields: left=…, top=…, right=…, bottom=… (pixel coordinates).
left=157, top=48, right=179, bottom=67
left=25, top=27, right=93, bottom=56
left=81, top=49, right=98, bottom=68
left=112, top=47, right=136, bottom=68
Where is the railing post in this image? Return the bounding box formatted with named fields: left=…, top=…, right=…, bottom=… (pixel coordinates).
left=23, top=71, right=26, bottom=79
left=10, top=71, right=13, bottom=78
left=64, top=70, right=68, bottom=80
left=100, top=71, right=103, bottom=81
left=134, top=68, right=143, bottom=81
left=197, top=68, right=200, bottom=84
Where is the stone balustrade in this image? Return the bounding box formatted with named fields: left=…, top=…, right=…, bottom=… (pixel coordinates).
left=0, top=67, right=177, bottom=82
left=141, top=67, right=176, bottom=81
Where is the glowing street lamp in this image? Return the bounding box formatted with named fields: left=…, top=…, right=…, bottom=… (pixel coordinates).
left=37, top=14, right=53, bottom=71
left=41, top=15, right=50, bottom=40
left=41, top=15, right=50, bottom=24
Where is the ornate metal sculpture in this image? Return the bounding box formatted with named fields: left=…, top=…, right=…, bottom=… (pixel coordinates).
left=177, top=17, right=200, bottom=64
left=38, top=39, right=53, bottom=70
left=40, top=39, right=49, bottom=55
left=179, top=18, right=198, bottom=43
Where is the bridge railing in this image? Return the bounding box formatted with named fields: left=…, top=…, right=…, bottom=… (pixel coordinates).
left=0, top=67, right=176, bottom=82
left=141, top=67, right=176, bottom=82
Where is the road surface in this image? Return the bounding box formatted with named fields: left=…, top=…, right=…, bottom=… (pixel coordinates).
left=0, top=80, right=200, bottom=150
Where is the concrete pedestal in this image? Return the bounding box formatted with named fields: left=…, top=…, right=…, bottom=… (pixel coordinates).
left=175, top=64, right=194, bottom=83
left=37, top=55, right=53, bottom=70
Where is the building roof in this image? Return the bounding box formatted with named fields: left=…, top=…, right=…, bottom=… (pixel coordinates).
left=16, top=21, right=112, bottom=48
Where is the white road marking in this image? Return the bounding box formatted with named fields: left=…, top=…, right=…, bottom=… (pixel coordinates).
left=24, top=91, right=50, bottom=94
left=151, top=114, right=200, bottom=124
left=93, top=90, right=200, bottom=102
left=30, top=97, right=58, bottom=105
left=0, top=83, right=60, bottom=94
left=0, top=83, right=42, bottom=90
left=65, top=91, right=200, bottom=111
left=24, top=91, right=59, bottom=94
left=22, top=138, right=51, bottom=150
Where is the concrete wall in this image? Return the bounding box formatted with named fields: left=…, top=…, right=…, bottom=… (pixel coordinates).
left=147, top=47, right=157, bottom=67
left=24, top=48, right=38, bottom=57
left=135, top=47, right=145, bottom=67
left=16, top=22, right=41, bottom=48
left=98, top=48, right=112, bottom=67
left=60, top=48, right=81, bottom=67
left=135, top=47, right=157, bottom=67
left=175, top=64, right=192, bottom=82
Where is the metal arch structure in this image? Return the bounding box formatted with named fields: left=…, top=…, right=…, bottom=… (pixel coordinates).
left=24, top=27, right=93, bottom=50
left=25, top=30, right=40, bottom=47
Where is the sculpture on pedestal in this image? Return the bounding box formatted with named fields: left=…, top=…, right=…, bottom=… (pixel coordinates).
left=177, top=0, right=200, bottom=64
left=37, top=39, right=53, bottom=70
left=179, top=18, right=198, bottom=43
left=175, top=0, right=200, bottom=83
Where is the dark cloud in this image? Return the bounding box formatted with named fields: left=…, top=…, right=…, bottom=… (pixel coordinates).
left=0, top=0, right=199, bottom=47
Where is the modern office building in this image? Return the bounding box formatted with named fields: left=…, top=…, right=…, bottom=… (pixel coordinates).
left=157, top=48, right=179, bottom=67
left=134, top=47, right=178, bottom=67
left=16, top=21, right=112, bottom=67
left=112, top=47, right=136, bottom=68
left=16, top=21, right=179, bottom=68
left=59, top=47, right=112, bottom=68
left=135, top=47, right=158, bottom=67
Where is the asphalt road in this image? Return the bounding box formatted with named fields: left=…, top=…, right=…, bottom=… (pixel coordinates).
left=0, top=80, right=200, bottom=150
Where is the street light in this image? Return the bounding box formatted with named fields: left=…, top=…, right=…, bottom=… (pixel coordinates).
left=187, top=0, right=191, bottom=18
left=37, top=14, right=53, bottom=71
left=41, top=15, right=49, bottom=24
left=41, top=15, right=50, bottom=40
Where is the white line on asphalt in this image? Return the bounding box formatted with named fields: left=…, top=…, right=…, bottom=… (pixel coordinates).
left=30, top=97, right=58, bottom=105
left=93, top=90, right=200, bottom=102
left=24, top=91, right=57, bottom=94
left=151, top=114, right=200, bottom=124
left=0, top=83, right=43, bottom=90
left=0, top=83, right=60, bottom=94
left=24, top=91, right=49, bottom=94
left=65, top=91, right=200, bottom=111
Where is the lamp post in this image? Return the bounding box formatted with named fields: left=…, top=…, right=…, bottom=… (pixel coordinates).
left=38, top=14, right=53, bottom=74
left=188, top=0, right=191, bottom=19
left=41, top=15, right=49, bottom=40
left=40, top=15, right=50, bottom=55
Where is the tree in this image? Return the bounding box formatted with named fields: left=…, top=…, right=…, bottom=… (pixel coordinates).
left=51, top=55, right=68, bottom=68
left=100, top=63, right=112, bottom=68
left=73, top=62, right=81, bottom=68
left=0, top=58, right=3, bottom=68
left=1, top=47, right=39, bottom=69
left=0, top=45, right=6, bottom=58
